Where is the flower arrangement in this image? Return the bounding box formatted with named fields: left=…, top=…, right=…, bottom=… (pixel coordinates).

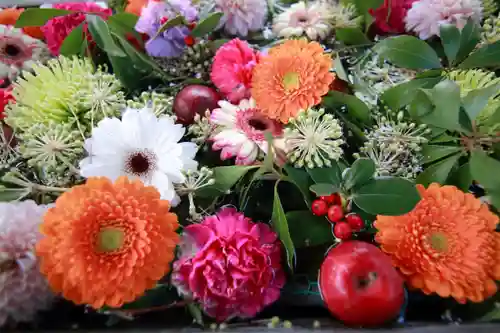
left=1, top=0, right=500, bottom=329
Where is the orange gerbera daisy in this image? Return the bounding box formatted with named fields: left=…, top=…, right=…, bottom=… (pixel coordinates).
left=0, top=8, right=44, bottom=40
left=375, top=183, right=500, bottom=304
left=36, top=176, right=179, bottom=309
left=251, top=39, right=334, bottom=123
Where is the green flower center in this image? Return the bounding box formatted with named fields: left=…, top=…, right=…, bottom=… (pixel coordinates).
left=97, top=227, right=125, bottom=253
left=429, top=232, right=448, bottom=253
left=283, top=72, right=300, bottom=91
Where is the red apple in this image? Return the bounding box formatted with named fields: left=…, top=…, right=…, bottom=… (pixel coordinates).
left=173, top=85, right=221, bottom=125
left=319, top=241, right=404, bottom=327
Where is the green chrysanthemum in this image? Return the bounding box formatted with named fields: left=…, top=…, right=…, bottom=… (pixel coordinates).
left=5, top=56, right=126, bottom=133
left=482, top=0, right=499, bottom=18
left=126, top=91, right=174, bottom=117
left=446, top=69, right=500, bottom=132
left=482, top=14, right=500, bottom=44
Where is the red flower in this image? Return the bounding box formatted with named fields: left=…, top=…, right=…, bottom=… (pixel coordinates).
left=369, top=0, right=417, bottom=34
left=0, top=86, right=15, bottom=120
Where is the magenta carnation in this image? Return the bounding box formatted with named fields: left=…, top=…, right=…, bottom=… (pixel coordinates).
left=172, top=207, right=285, bottom=321
left=210, top=39, right=260, bottom=104
left=41, top=2, right=112, bottom=56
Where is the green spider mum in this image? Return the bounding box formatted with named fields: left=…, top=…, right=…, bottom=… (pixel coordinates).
left=126, top=91, right=174, bottom=117
left=447, top=69, right=500, bottom=133
left=482, top=14, right=500, bottom=44
left=482, top=0, right=499, bottom=18
left=5, top=56, right=126, bottom=133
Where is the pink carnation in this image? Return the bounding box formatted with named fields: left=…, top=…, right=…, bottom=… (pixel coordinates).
left=172, top=207, right=285, bottom=321
left=41, top=2, right=112, bottom=55
left=210, top=39, right=260, bottom=104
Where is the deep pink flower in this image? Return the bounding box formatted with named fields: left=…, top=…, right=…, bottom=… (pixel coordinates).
left=41, top=2, right=112, bottom=56
left=0, top=85, right=14, bottom=120
left=369, top=0, right=417, bottom=34
left=172, top=207, right=285, bottom=321
left=210, top=39, right=260, bottom=104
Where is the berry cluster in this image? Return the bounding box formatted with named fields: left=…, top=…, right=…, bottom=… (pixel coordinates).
left=311, top=194, right=364, bottom=241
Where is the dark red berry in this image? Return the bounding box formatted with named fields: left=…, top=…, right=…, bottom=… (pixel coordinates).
left=184, top=35, right=195, bottom=46
left=334, top=222, right=352, bottom=240
left=327, top=205, right=344, bottom=223
left=346, top=214, right=364, bottom=232
left=312, top=199, right=329, bottom=216
left=320, top=193, right=340, bottom=205
left=188, top=22, right=197, bottom=30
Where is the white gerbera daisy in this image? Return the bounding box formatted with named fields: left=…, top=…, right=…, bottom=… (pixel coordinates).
left=273, top=1, right=333, bottom=40
left=0, top=25, right=50, bottom=81
left=209, top=98, right=283, bottom=165
left=79, top=107, right=198, bottom=205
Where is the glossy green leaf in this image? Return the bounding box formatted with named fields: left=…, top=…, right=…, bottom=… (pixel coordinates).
left=286, top=211, right=334, bottom=247
left=409, top=89, right=434, bottom=119
left=416, top=153, right=461, bottom=186
left=86, top=15, right=126, bottom=57
left=335, top=27, right=370, bottom=45
left=322, top=91, right=371, bottom=125
left=309, top=183, right=339, bottom=196
left=152, top=16, right=186, bottom=40
left=120, top=284, right=180, bottom=310
left=15, top=8, right=72, bottom=27
left=306, top=162, right=342, bottom=188
left=191, top=12, right=224, bottom=37
left=462, top=84, right=500, bottom=121
left=455, top=19, right=481, bottom=65
left=421, top=145, right=463, bottom=164
left=373, top=35, right=442, bottom=70
left=107, top=12, right=140, bottom=39
left=470, top=150, right=500, bottom=191
left=353, top=0, right=383, bottom=32
left=352, top=178, right=421, bottom=216
left=272, top=182, right=295, bottom=269
left=342, top=158, right=376, bottom=191
left=283, top=164, right=314, bottom=205
left=419, top=80, right=462, bottom=131
left=197, top=165, right=258, bottom=197
left=0, top=186, right=30, bottom=202
left=459, top=40, right=500, bottom=69
left=449, top=162, right=473, bottom=191
left=59, top=23, right=85, bottom=56
left=333, top=55, right=349, bottom=82
left=440, top=24, right=461, bottom=64
left=381, top=77, right=442, bottom=110
left=209, top=39, right=230, bottom=52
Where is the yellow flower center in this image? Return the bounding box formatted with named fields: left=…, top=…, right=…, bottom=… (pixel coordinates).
left=429, top=232, right=448, bottom=252
left=283, top=72, right=300, bottom=91
left=97, top=227, right=125, bottom=253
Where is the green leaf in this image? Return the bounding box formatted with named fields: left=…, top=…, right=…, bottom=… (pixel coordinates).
left=421, top=145, right=463, bottom=164
left=107, top=12, right=140, bottom=39
left=14, top=8, right=72, bottom=27
left=470, top=150, right=500, bottom=191
left=323, top=91, right=371, bottom=125
left=86, top=15, right=126, bottom=57
left=0, top=186, right=30, bottom=202
left=119, top=284, right=180, bottom=310
left=209, top=39, right=230, bottom=52
left=440, top=24, right=461, bottom=65
left=59, top=23, right=85, bottom=56
left=333, top=55, right=349, bottom=82
left=419, top=80, right=462, bottom=131
left=373, top=35, right=442, bottom=70
left=353, top=0, right=383, bottom=32
left=462, top=84, right=500, bottom=121
left=449, top=162, right=473, bottom=191
left=283, top=164, right=314, bottom=205
left=309, top=183, right=339, bottom=196
left=190, top=12, right=223, bottom=37
left=306, top=163, right=342, bottom=188
left=335, top=27, right=370, bottom=45
left=459, top=40, right=500, bottom=69
left=409, top=89, right=434, bottom=119
left=352, top=178, right=421, bottom=216
left=196, top=165, right=258, bottom=197
left=381, top=77, right=442, bottom=110
left=455, top=19, right=481, bottom=65
left=272, top=182, right=295, bottom=269
left=416, top=153, right=461, bottom=186
left=286, top=211, right=334, bottom=247
left=342, top=158, right=376, bottom=191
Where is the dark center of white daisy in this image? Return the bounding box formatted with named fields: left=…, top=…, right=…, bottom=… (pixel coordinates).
left=248, top=118, right=269, bottom=131
left=4, top=43, right=20, bottom=57
left=125, top=150, right=157, bottom=176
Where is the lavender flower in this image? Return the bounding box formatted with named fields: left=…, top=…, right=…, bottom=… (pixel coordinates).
left=135, top=0, right=198, bottom=58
